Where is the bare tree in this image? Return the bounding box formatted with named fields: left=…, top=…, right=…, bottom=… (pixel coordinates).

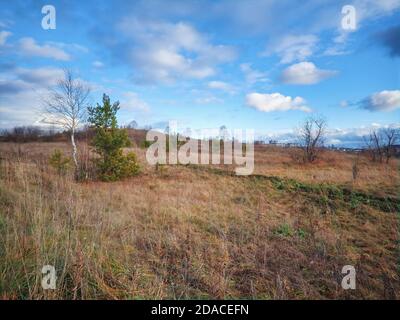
left=382, top=128, right=399, bottom=163
left=42, top=70, right=90, bottom=178
left=298, top=116, right=327, bottom=163
left=364, top=130, right=384, bottom=162
left=364, top=128, right=399, bottom=163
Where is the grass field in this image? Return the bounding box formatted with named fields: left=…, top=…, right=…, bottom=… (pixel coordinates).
left=0, top=140, right=399, bottom=299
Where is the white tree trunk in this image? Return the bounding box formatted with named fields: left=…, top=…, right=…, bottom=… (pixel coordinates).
left=71, top=130, right=79, bottom=177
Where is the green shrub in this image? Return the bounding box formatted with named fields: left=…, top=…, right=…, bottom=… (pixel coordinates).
left=49, top=149, right=70, bottom=175
left=274, top=223, right=294, bottom=237
left=94, top=150, right=140, bottom=181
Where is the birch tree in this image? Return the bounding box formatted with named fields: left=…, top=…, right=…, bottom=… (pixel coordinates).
left=43, top=70, right=90, bottom=179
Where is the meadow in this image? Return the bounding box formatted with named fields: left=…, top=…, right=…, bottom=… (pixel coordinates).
left=0, top=137, right=398, bottom=299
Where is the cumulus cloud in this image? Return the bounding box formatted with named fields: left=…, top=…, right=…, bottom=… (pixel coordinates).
left=16, top=67, right=64, bottom=86
left=109, top=18, right=236, bottom=84
left=246, top=92, right=311, bottom=113
left=0, top=30, right=11, bottom=46
left=360, top=90, right=400, bottom=111
left=0, top=67, right=64, bottom=98
left=280, top=62, right=337, bottom=85
left=0, top=66, right=95, bottom=127
left=18, top=37, right=70, bottom=61
left=0, top=66, right=64, bottom=127
left=0, top=79, right=30, bottom=95
left=240, top=63, right=269, bottom=85
left=264, top=35, right=318, bottom=64
left=0, top=88, right=50, bottom=128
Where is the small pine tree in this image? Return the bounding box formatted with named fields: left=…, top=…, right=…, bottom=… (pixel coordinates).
left=49, top=149, right=71, bottom=175
left=88, top=94, right=140, bottom=181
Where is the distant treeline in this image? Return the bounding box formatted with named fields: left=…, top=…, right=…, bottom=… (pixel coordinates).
left=0, top=126, right=95, bottom=143
left=0, top=125, right=148, bottom=145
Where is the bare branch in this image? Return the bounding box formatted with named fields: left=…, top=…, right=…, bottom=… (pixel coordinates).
left=298, top=116, right=327, bottom=163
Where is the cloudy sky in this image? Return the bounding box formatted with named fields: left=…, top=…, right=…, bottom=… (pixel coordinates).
left=0, top=0, right=399, bottom=146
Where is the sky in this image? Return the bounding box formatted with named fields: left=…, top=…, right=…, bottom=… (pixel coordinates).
left=0, top=0, right=399, bottom=146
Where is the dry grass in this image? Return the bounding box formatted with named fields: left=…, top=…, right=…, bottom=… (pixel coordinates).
left=0, top=141, right=399, bottom=299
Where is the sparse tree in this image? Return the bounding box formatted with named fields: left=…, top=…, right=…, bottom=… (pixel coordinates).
left=382, top=127, right=399, bottom=163
left=364, top=128, right=399, bottom=163
left=298, top=116, right=327, bottom=163
left=364, top=130, right=384, bottom=163
left=42, top=70, right=90, bottom=179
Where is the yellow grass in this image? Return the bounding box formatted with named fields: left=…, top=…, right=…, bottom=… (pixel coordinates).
left=0, top=141, right=398, bottom=299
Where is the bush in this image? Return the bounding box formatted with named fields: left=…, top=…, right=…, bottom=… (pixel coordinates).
left=49, top=149, right=71, bottom=175
left=95, top=150, right=140, bottom=181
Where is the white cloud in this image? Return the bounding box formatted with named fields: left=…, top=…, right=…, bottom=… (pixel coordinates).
left=195, top=95, right=223, bottom=105
left=240, top=63, right=269, bottom=84
left=0, top=30, right=11, bottom=46
left=255, top=123, right=400, bottom=147
left=0, top=89, right=49, bottom=128
left=116, top=19, right=236, bottom=83
left=246, top=92, right=311, bottom=113
left=361, top=90, right=400, bottom=112
left=354, top=0, right=400, bottom=22
left=121, top=92, right=150, bottom=112
left=323, top=46, right=351, bottom=57
left=207, top=80, right=236, bottom=93
left=47, top=41, right=89, bottom=54
left=0, top=66, right=64, bottom=127
left=0, top=67, right=64, bottom=96
left=0, top=66, right=91, bottom=128
left=18, top=37, right=70, bottom=61
left=264, top=34, right=318, bottom=64
left=281, top=62, right=337, bottom=85
left=16, top=67, right=64, bottom=86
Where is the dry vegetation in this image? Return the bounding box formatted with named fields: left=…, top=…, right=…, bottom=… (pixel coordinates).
left=0, top=139, right=399, bottom=299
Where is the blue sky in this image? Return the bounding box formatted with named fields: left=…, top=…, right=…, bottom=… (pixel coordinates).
left=0, top=0, right=399, bottom=146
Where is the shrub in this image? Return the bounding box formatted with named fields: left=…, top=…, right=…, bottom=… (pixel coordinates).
left=49, top=149, right=71, bottom=175
left=94, top=151, right=140, bottom=181
left=274, top=223, right=294, bottom=237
